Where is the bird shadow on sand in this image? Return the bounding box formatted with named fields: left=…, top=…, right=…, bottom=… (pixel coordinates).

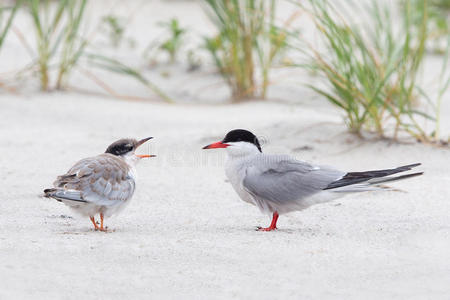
left=211, top=223, right=326, bottom=236
left=47, top=214, right=74, bottom=219
left=55, top=223, right=119, bottom=235
left=255, top=226, right=333, bottom=237
left=59, top=228, right=118, bottom=235
left=46, top=215, right=108, bottom=234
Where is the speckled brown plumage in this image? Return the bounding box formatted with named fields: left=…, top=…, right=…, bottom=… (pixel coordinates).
left=44, top=137, right=154, bottom=231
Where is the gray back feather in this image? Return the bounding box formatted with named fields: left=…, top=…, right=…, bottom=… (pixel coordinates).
left=52, top=153, right=135, bottom=206
left=242, top=155, right=344, bottom=205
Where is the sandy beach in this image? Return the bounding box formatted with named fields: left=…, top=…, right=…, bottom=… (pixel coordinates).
left=1, top=0, right=450, bottom=299
left=0, top=93, right=449, bottom=299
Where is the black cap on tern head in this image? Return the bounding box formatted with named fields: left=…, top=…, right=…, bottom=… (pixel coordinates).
left=105, top=137, right=153, bottom=156
left=222, top=129, right=262, bottom=152
left=105, top=138, right=138, bottom=156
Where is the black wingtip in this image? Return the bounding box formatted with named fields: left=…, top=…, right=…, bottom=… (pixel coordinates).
left=43, top=188, right=55, bottom=197
left=324, top=163, right=423, bottom=190
left=400, top=163, right=421, bottom=170
left=371, top=171, right=424, bottom=185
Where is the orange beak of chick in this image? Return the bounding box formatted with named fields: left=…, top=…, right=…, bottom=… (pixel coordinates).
left=136, top=137, right=156, bottom=158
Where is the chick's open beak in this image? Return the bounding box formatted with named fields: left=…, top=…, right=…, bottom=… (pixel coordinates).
left=136, top=154, right=156, bottom=158
left=136, top=137, right=153, bottom=147
left=136, top=137, right=155, bottom=158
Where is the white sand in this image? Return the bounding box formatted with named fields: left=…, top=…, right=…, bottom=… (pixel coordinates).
left=1, top=0, right=450, bottom=299
left=1, top=93, right=450, bottom=299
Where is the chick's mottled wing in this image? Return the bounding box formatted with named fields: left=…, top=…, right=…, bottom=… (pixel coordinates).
left=242, top=155, right=345, bottom=205
left=53, top=154, right=135, bottom=206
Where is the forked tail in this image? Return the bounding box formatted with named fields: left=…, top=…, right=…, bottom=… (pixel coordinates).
left=43, top=188, right=87, bottom=204
left=324, top=163, right=423, bottom=192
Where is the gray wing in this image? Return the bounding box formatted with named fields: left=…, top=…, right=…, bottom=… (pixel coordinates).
left=51, top=154, right=135, bottom=206
left=242, top=155, right=345, bottom=205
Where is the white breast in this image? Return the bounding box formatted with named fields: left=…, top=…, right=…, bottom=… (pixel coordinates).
left=225, top=157, right=256, bottom=205
left=128, top=166, right=138, bottom=182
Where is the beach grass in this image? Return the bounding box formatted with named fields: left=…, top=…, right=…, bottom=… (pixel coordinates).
left=295, top=0, right=449, bottom=142
left=28, top=0, right=87, bottom=90
left=203, top=0, right=287, bottom=102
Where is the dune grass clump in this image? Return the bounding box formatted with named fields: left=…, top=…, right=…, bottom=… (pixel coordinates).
left=21, top=0, right=173, bottom=101
left=408, top=0, right=450, bottom=53
left=157, top=18, right=186, bottom=64
left=203, top=0, right=287, bottom=102
left=101, top=15, right=125, bottom=48
left=0, top=0, right=21, bottom=51
left=143, top=18, right=187, bottom=66
left=28, top=0, right=88, bottom=90
left=298, top=0, right=449, bottom=143
left=0, top=0, right=22, bottom=90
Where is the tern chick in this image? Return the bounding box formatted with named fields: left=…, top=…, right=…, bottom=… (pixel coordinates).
left=44, top=137, right=155, bottom=231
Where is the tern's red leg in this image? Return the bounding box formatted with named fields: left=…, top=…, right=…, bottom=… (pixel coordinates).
left=99, top=213, right=107, bottom=232
left=90, top=216, right=99, bottom=230
left=257, top=212, right=279, bottom=232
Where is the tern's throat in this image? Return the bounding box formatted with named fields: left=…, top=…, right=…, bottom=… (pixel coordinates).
left=122, top=153, right=140, bottom=167
left=225, top=141, right=262, bottom=158
left=121, top=153, right=139, bottom=180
